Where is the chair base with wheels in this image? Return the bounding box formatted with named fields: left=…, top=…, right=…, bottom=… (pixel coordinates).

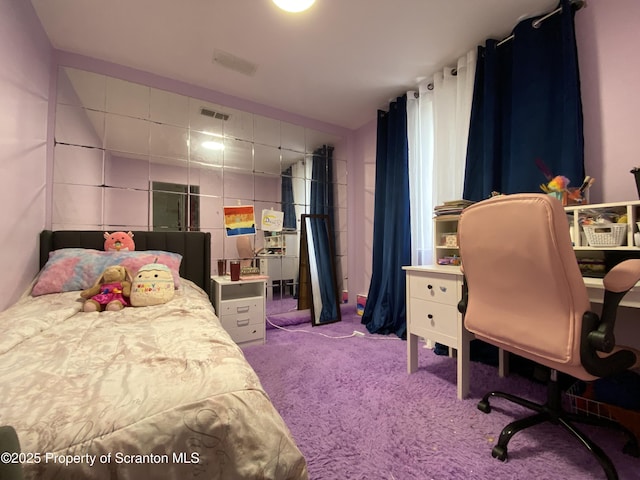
left=477, top=369, right=639, bottom=480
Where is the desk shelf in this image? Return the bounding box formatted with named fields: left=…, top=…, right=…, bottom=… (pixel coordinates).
left=566, top=200, right=640, bottom=250
left=433, top=200, right=640, bottom=266
left=433, top=215, right=461, bottom=265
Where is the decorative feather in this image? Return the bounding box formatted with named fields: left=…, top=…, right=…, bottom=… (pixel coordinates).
left=547, top=175, right=570, bottom=192
left=535, top=158, right=554, bottom=181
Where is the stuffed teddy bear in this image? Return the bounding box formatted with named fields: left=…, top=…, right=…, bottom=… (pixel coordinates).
left=81, top=265, right=133, bottom=312
left=104, top=231, right=135, bottom=252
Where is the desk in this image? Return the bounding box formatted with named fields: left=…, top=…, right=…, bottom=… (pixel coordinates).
left=404, top=265, right=471, bottom=399
left=404, top=264, right=640, bottom=400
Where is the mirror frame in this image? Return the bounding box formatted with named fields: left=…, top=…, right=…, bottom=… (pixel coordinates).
left=298, top=214, right=341, bottom=326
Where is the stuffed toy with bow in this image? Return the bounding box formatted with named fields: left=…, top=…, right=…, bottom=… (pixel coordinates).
left=81, top=265, right=133, bottom=312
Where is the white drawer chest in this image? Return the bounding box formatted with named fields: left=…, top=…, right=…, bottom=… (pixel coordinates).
left=211, top=276, right=267, bottom=347
left=404, top=265, right=473, bottom=399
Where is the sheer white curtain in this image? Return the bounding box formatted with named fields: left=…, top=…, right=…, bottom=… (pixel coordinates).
left=290, top=157, right=312, bottom=248
left=407, top=85, right=434, bottom=266
left=407, top=49, right=476, bottom=265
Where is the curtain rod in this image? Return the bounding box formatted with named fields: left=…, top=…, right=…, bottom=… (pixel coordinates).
left=418, top=0, right=585, bottom=93
left=496, top=0, right=586, bottom=47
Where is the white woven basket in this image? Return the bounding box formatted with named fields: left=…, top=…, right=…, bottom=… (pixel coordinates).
left=583, top=223, right=627, bottom=247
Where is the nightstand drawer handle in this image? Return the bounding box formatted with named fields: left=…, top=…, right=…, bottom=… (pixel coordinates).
left=236, top=306, right=250, bottom=313
left=427, top=284, right=433, bottom=290
left=237, top=318, right=250, bottom=327
left=427, top=313, right=435, bottom=326
left=427, top=314, right=433, bottom=319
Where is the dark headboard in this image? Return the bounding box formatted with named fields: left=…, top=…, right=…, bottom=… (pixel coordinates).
left=40, top=230, right=211, bottom=296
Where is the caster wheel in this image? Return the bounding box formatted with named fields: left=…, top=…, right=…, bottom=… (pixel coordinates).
left=477, top=400, right=491, bottom=414
left=623, top=441, right=640, bottom=458
left=492, top=445, right=508, bottom=462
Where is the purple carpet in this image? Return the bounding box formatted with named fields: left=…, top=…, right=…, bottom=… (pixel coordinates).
left=266, top=303, right=353, bottom=329
left=243, top=311, right=640, bottom=480
left=266, top=296, right=299, bottom=318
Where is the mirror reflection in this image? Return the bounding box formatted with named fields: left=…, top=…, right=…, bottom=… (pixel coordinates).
left=299, top=214, right=341, bottom=326
left=52, top=66, right=348, bottom=316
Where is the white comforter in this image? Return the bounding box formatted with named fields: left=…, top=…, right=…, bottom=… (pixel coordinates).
left=0, top=280, right=307, bottom=480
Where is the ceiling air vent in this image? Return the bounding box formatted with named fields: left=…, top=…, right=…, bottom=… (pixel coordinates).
left=212, top=48, right=258, bottom=77
left=200, top=108, right=230, bottom=121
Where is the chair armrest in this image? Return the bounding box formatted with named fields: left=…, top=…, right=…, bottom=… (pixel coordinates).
left=457, top=276, right=467, bottom=314
left=603, top=258, right=640, bottom=293
left=580, top=259, right=640, bottom=376
left=593, top=259, right=640, bottom=351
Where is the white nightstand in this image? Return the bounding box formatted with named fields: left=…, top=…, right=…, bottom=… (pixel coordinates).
left=211, top=276, right=267, bottom=347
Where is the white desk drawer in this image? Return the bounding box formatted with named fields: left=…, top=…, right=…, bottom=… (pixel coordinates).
left=409, top=273, right=459, bottom=306
left=409, top=298, right=458, bottom=339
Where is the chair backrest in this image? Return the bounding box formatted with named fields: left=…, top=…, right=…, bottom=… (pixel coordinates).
left=236, top=235, right=255, bottom=268
left=458, top=193, right=594, bottom=379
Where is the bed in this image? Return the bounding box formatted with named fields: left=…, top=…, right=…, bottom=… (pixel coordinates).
left=0, top=230, right=308, bottom=480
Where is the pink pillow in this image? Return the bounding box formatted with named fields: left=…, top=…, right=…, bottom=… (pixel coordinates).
left=32, top=248, right=182, bottom=296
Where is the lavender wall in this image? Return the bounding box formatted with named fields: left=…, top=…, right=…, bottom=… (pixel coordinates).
left=576, top=0, right=640, bottom=203
left=0, top=0, right=52, bottom=311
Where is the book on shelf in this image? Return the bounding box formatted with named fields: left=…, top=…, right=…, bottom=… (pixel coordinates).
left=433, top=199, right=475, bottom=216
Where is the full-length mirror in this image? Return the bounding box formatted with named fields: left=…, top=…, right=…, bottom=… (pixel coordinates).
left=52, top=66, right=348, bottom=316
left=298, top=214, right=341, bottom=326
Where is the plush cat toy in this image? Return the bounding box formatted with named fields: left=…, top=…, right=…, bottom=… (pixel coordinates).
left=81, top=265, right=133, bottom=312
left=104, top=231, right=135, bottom=251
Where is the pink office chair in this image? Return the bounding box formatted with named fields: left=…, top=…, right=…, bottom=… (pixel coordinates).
left=236, top=235, right=256, bottom=268
left=457, top=193, right=640, bottom=480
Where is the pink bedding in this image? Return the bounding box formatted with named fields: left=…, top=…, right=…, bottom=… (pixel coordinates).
left=0, top=280, right=307, bottom=479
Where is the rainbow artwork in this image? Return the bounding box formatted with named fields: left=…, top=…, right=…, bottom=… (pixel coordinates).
left=223, top=205, right=256, bottom=237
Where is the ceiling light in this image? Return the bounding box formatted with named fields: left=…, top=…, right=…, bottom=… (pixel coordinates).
left=272, top=0, right=315, bottom=13
left=202, top=141, right=225, bottom=151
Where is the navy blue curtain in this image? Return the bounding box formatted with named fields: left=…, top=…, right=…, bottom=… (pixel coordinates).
left=463, top=0, right=584, bottom=201
left=281, top=166, right=296, bottom=230
left=310, top=146, right=338, bottom=322
left=362, top=95, right=411, bottom=338
left=310, top=146, right=335, bottom=228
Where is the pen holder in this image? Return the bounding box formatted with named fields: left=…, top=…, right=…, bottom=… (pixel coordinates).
left=548, top=188, right=588, bottom=206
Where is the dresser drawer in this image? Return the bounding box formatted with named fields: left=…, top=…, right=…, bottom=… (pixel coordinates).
left=218, top=297, right=263, bottom=322
left=408, top=298, right=458, bottom=339
left=218, top=297, right=264, bottom=344
left=408, top=272, right=459, bottom=306
left=220, top=316, right=263, bottom=344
